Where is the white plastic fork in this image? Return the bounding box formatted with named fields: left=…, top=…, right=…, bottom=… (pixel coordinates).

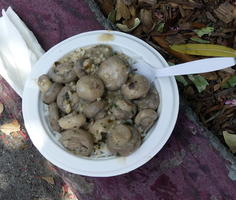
left=133, top=57, right=236, bottom=81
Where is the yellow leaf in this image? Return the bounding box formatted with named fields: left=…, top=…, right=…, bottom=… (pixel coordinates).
left=0, top=120, right=20, bottom=135
left=41, top=176, right=55, bottom=185
left=170, top=44, right=236, bottom=57
left=223, top=131, right=236, bottom=153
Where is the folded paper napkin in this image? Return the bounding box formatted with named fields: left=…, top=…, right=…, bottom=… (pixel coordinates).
left=0, top=7, right=45, bottom=97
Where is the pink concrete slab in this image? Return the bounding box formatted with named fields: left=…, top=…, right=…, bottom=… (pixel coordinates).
left=0, top=1, right=235, bottom=200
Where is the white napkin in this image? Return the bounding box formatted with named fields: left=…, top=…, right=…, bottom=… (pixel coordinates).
left=0, top=7, right=45, bottom=97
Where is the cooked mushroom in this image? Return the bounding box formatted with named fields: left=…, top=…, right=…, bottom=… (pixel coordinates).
left=83, top=101, right=105, bottom=118
left=48, top=102, right=61, bottom=132
left=88, top=117, right=114, bottom=142
left=85, top=45, right=113, bottom=64
left=134, top=87, right=160, bottom=110
left=76, top=75, right=104, bottom=102
left=107, top=124, right=141, bottom=156
left=59, top=129, right=94, bottom=156
left=57, top=86, right=73, bottom=114
left=135, top=109, right=157, bottom=131
left=42, top=83, right=63, bottom=104
left=38, top=74, right=52, bottom=93
left=121, top=74, right=150, bottom=99
left=111, top=98, right=136, bottom=120
left=48, top=62, right=77, bottom=83
left=73, top=59, right=86, bottom=78
left=58, top=113, right=86, bottom=129
left=98, top=56, right=129, bottom=90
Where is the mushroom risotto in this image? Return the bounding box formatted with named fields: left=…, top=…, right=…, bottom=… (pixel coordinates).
left=38, top=45, right=160, bottom=157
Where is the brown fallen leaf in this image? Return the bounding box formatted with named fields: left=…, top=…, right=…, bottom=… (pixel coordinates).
left=140, top=9, right=153, bottom=33
left=41, top=176, right=55, bottom=185
left=96, top=0, right=114, bottom=16
left=116, top=0, right=131, bottom=21
left=0, top=120, right=20, bottom=135
left=0, top=103, right=3, bottom=115
left=201, top=72, right=218, bottom=81
left=138, top=0, right=157, bottom=7
left=129, top=5, right=136, bottom=17
left=152, top=36, right=196, bottom=62
left=214, top=2, right=234, bottom=24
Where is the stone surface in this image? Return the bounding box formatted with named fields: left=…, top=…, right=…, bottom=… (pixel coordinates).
left=0, top=0, right=236, bottom=200
left=57, top=103, right=236, bottom=200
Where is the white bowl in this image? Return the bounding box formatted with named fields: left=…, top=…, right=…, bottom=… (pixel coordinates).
left=22, top=30, right=179, bottom=177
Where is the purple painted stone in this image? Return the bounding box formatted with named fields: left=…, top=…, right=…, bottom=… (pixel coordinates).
left=57, top=108, right=236, bottom=200
left=0, top=1, right=236, bottom=200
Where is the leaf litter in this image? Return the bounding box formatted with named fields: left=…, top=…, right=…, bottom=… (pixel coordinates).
left=95, top=0, right=236, bottom=152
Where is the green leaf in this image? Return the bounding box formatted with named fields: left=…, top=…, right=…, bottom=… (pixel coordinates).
left=175, top=75, right=188, bottom=86
left=188, top=75, right=209, bottom=93
left=222, top=75, right=236, bottom=89
left=108, top=10, right=116, bottom=23
left=170, top=44, right=236, bottom=57
left=223, top=131, right=236, bottom=153
left=190, top=37, right=210, bottom=44
left=193, top=27, right=214, bottom=37
left=227, top=75, right=236, bottom=87
left=155, top=22, right=165, bottom=33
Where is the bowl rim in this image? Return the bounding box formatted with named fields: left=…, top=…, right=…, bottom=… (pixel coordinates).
left=22, top=30, right=179, bottom=177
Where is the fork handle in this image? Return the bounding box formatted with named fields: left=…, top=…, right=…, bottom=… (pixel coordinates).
left=155, top=57, right=236, bottom=77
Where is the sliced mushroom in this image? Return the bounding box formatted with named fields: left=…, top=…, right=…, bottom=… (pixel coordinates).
left=135, top=109, right=157, bottom=131
left=107, top=124, right=141, bottom=156
left=57, top=86, right=73, bottom=114
left=121, top=74, right=150, bottom=100
left=42, top=83, right=63, bottom=104
left=98, top=56, right=129, bottom=90
left=88, top=117, right=115, bottom=142
left=83, top=101, right=105, bottom=118
left=76, top=75, right=104, bottom=102
left=59, top=129, right=94, bottom=156
left=111, top=98, right=136, bottom=120
left=134, top=86, right=160, bottom=110
left=48, top=102, right=61, bottom=132
left=48, top=62, right=77, bottom=83
left=38, top=74, right=52, bottom=93
left=58, top=113, right=86, bottom=129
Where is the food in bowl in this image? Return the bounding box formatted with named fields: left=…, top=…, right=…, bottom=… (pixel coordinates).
left=37, top=45, right=160, bottom=157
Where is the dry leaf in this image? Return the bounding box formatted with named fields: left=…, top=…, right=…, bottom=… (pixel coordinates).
left=129, top=5, right=136, bottom=17
left=152, top=36, right=196, bottom=62
left=214, top=2, right=234, bottom=24
left=116, top=18, right=140, bottom=32
left=0, top=120, right=20, bottom=135
left=201, top=72, right=218, bottom=81
left=138, top=0, right=157, bottom=7
left=0, top=103, right=3, bottom=115
left=223, top=131, right=236, bottom=153
left=140, top=9, right=153, bottom=32
left=116, top=0, right=131, bottom=21
left=170, top=44, right=236, bottom=57
left=123, top=0, right=135, bottom=6
left=221, top=67, right=235, bottom=74
left=41, top=176, right=55, bottom=185
left=96, top=0, right=114, bottom=16
left=62, top=184, right=78, bottom=200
